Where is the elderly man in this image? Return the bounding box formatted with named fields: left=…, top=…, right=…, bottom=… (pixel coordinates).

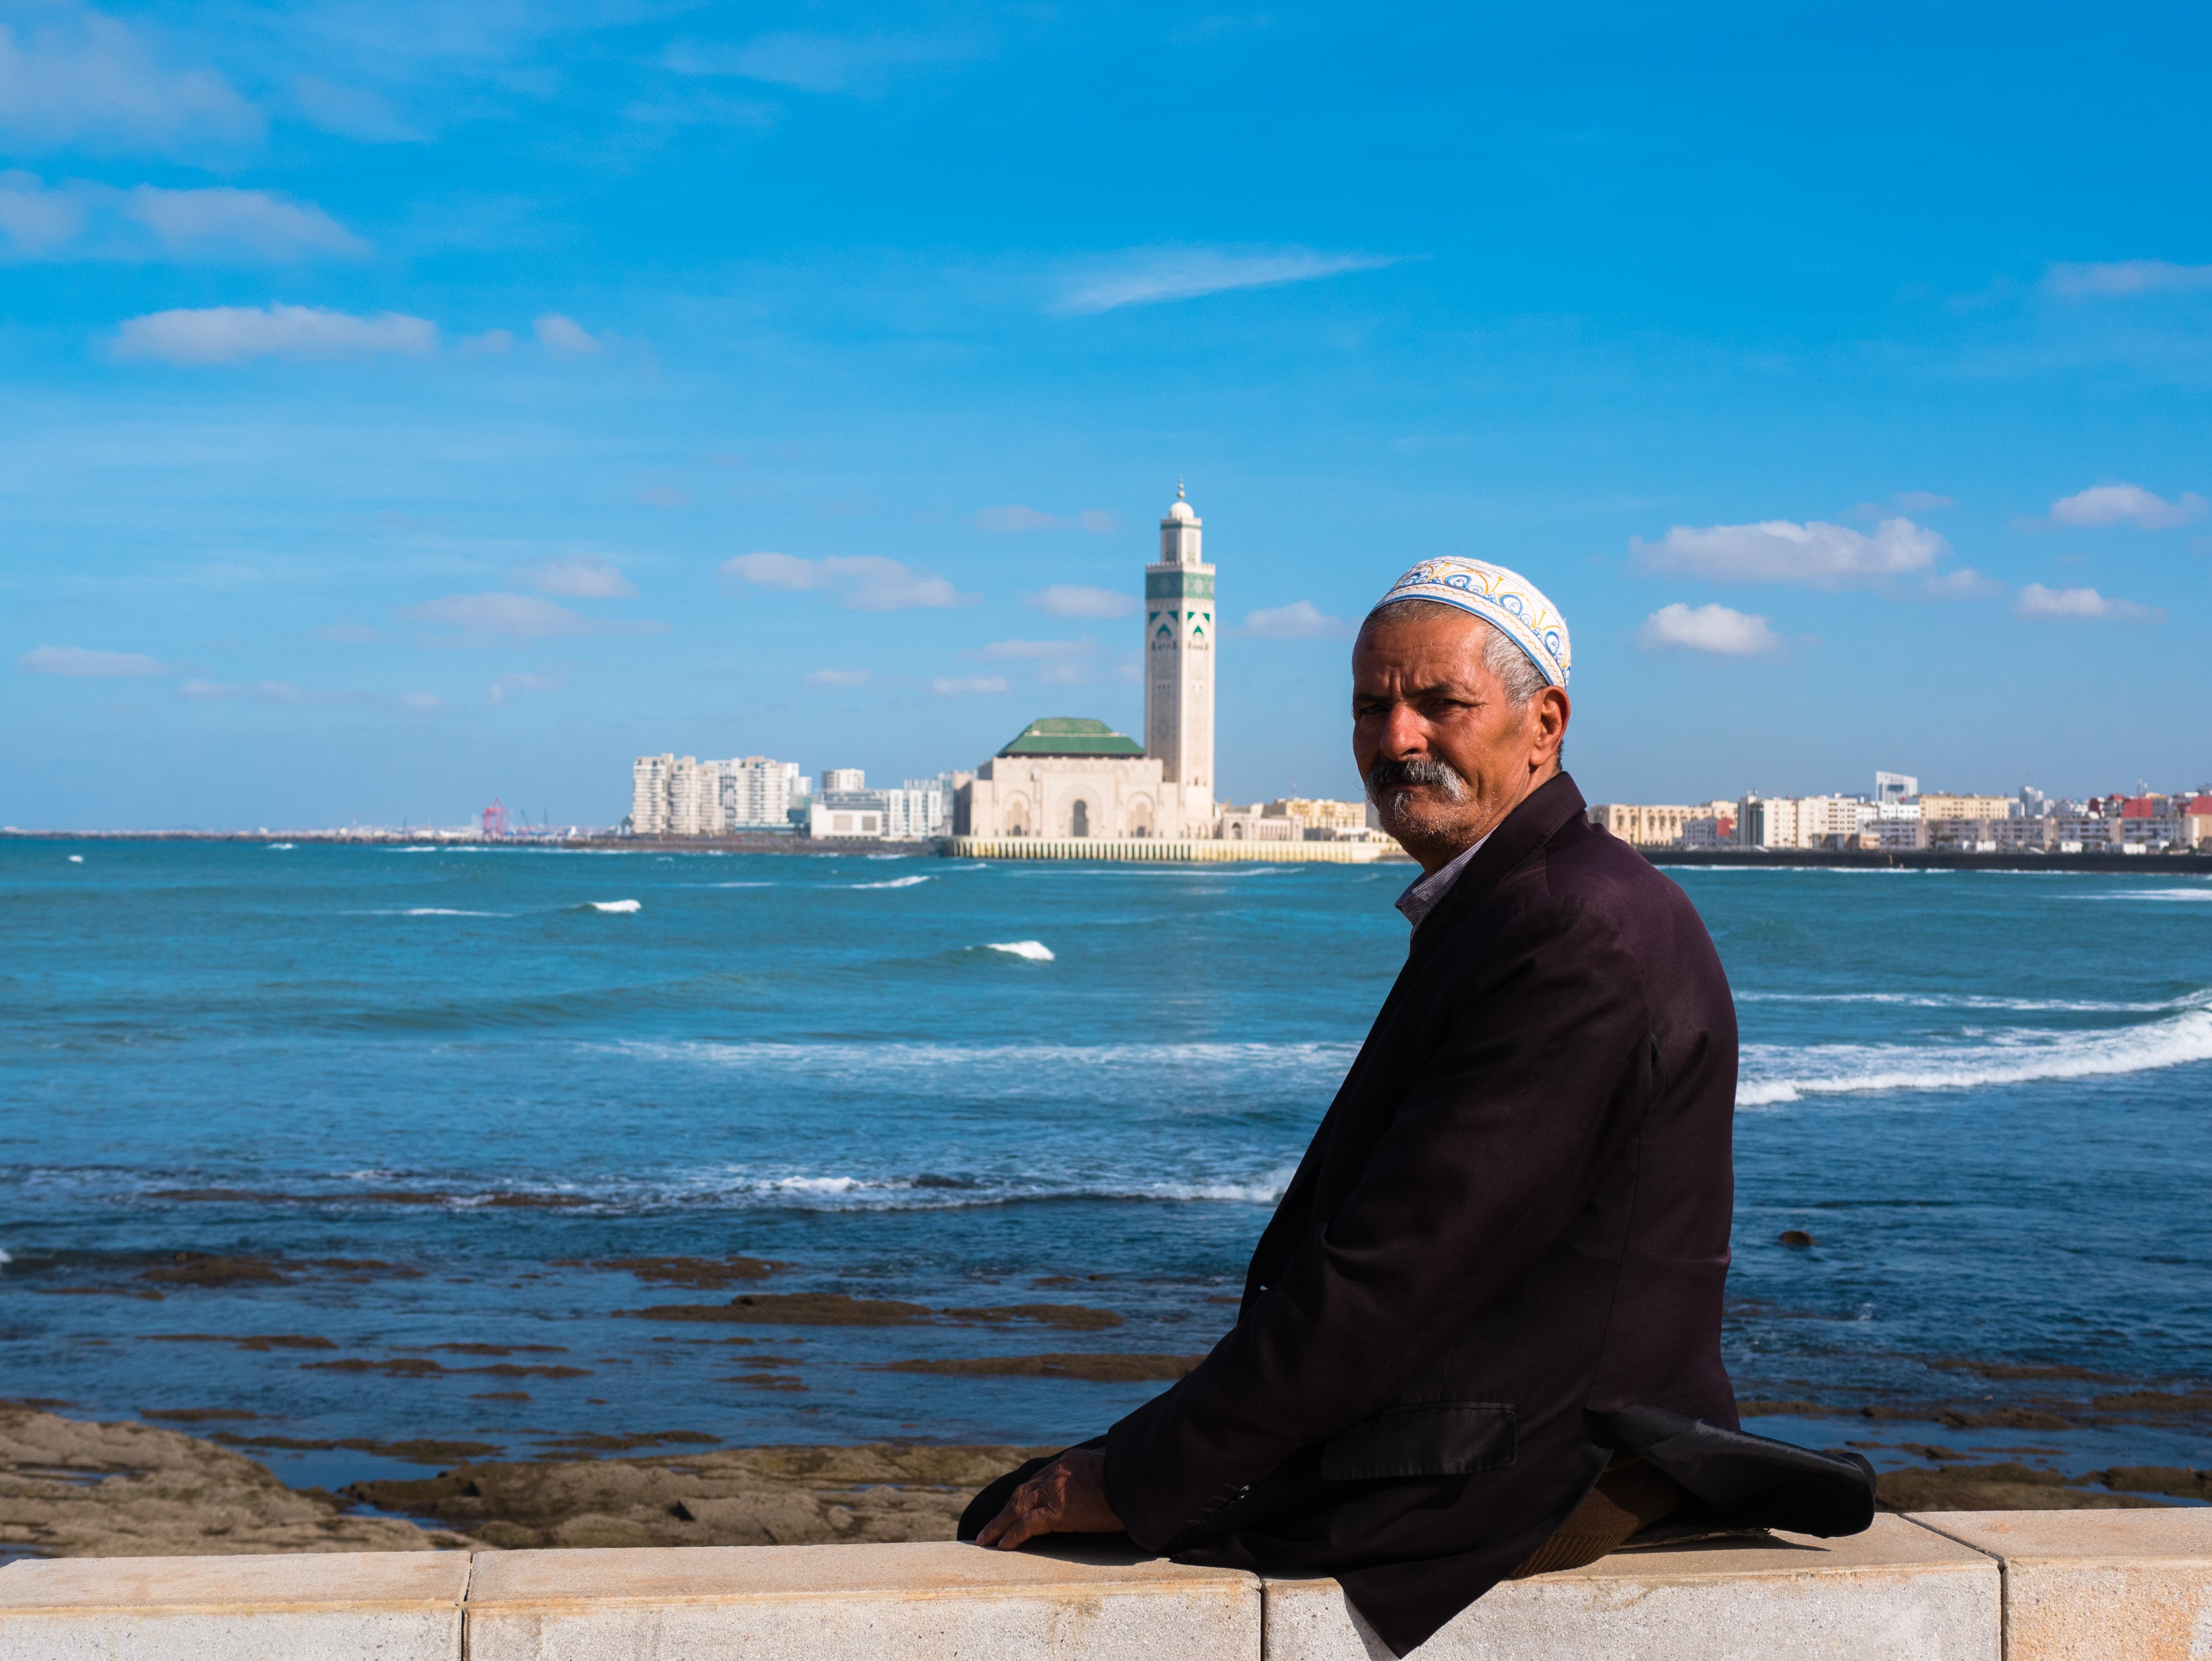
left=964, top=559, right=1873, bottom=1656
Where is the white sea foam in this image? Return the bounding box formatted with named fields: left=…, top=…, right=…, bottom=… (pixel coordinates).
left=66, top=855, right=83, bottom=863
left=982, top=940, right=1053, bottom=961
left=1738, top=990, right=2189, bottom=1013
left=1738, top=1000, right=2212, bottom=1106
left=266, top=843, right=295, bottom=851
left=2064, top=888, right=2212, bottom=903
left=708, top=881, right=775, bottom=888
left=401, top=908, right=501, bottom=917
left=590, top=899, right=642, bottom=913
left=850, top=874, right=931, bottom=890
left=0, top=1248, right=11, bottom=1268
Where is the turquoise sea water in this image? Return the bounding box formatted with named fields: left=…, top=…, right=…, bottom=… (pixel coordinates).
left=3, top=840, right=2208, bottom=1490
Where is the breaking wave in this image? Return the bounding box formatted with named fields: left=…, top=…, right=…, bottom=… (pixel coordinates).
left=1739, top=998, right=2212, bottom=1106
left=587, top=899, right=642, bottom=914
left=981, top=940, right=1053, bottom=961
left=849, top=875, right=931, bottom=890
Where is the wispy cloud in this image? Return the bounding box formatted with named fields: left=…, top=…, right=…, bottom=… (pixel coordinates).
left=1022, top=583, right=1134, bottom=619
left=113, top=304, right=436, bottom=365
left=534, top=313, right=600, bottom=355
left=395, top=593, right=667, bottom=642
left=964, top=637, right=1098, bottom=684
left=0, top=172, right=366, bottom=262
left=1638, top=603, right=1786, bottom=658
left=974, top=505, right=1114, bottom=533
left=488, top=670, right=565, bottom=705
left=1896, top=491, right=1955, bottom=511
left=663, top=32, right=976, bottom=94
left=290, top=76, right=420, bottom=143
left=175, top=678, right=446, bottom=711
left=0, top=10, right=261, bottom=160
left=2047, top=483, right=2206, bottom=529
left=931, top=674, right=1009, bottom=695
left=720, top=552, right=977, bottom=611
left=1053, top=246, right=1398, bottom=315
left=1234, top=600, right=1354, bottom=640
left=1632, top=516, right=1948, bottom=588
left=515, top=554, right=634, bottom=598
left=17, top=644, right=176, bottom=677
left=2014, top=584, right=2163, bottom=623
left=2047, top=261, right=2212, bottom=298
left=804, top=667, right=872, bottom=687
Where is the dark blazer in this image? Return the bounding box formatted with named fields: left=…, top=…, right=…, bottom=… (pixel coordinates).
left=1098, top=773, right=1870, bottom=1655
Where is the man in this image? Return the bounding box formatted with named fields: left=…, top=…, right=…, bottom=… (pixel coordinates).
left=965, top=558, right=1873, bottom=1656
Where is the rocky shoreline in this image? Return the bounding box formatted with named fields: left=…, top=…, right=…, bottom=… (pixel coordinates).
left=5, top=1403, right=2202, bottom=1565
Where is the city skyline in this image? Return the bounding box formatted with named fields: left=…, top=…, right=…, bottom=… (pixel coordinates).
left=4, top=3, right=2210, bottom=829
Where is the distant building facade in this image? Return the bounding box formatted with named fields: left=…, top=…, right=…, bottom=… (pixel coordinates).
left=632, top=754, right=805, bottom=835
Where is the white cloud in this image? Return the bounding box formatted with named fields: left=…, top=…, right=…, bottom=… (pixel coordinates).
left=291, top=77, right=420, bottom=143
left=0, top=11, right=261, bottom=160
left=1632, top=516, right=1947, bottom=588
left=2014, top=584, right=2163, bottom=623
left=2047, top=483, right=2207, bottom=530
left=177, top=678, right=357, bottom=706
left=931, top=674, right=1010, bottom=696
left=534, top=313, right=600, bottom=354
left=975, top=505, right=1061, bottom=532
left=804, top=667, right=873, bottom=687
left=395, top=593, right=667, bottom=640
left=719, top=552, right=976, bottom=611
left=1637, top=603, right=1785, bottom=658
left=124, top=184, right=365, bottom=260
left=488, top=671, right=565, bottom=705
left=461, top=328, right=513, bottom=355
left=974, top=505, right=1116, bottom=534
left=17, top=644, right=173, bottom=677
left=397, top=691, right=444, bottom=712
left=112, top=304, right=436, bottom=365
left=1896, top=491, right=1955, bottom=511
left=966, top=637, right=1095, bottom=661
left=1022, top=583, right=1134, bottom=619
left=516, top=554, right=635, bottom=598
left=663, top=32, right=972, bottom=93
left=0, top=172, right=364, bottom=262
left=1055, top=246, right=1398, bottom=315
left=1922, top=567, right=2005, bottom=600
left=2047, top=261, right=2212, bottom=298
left=1237, top=600, right=1354, bottom=639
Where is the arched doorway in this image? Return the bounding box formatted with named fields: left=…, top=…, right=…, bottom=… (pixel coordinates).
left=1071, top=800, right=1090, bottom=838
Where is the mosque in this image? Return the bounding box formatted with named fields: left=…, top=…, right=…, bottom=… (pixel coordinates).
left=956, top=486, right=1219, bottom=842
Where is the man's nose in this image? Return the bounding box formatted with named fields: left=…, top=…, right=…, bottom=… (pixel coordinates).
left=1378, top=702, right=1428, bottom=757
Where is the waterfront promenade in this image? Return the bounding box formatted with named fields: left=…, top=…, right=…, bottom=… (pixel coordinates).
left=6, top=1510, right=2210, bottom=1659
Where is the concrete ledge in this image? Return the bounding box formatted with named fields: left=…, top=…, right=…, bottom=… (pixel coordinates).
left=1264, top=1516, right=1998, bottom=1661
left=0, top=1550, right=469, bottom=1661
left=465, top=1541, right=1261, bottom=1661
left=10, top=1512, right=2209, bottom=1660
left=1911, top=1509, right=2212, bottom=1661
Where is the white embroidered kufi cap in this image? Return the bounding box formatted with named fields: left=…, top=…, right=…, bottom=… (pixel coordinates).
left=1369, top=557, right=1571, bottom=689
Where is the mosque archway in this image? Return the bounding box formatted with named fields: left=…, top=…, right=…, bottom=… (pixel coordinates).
left=1071, top=800, right=1090, bottom=838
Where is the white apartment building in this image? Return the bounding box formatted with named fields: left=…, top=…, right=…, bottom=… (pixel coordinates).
left=1588, top=801, right=1738, bottom=847
left=1737, top=794, right=1863, bottom=849
left=631, top=753, right=804, bottom=836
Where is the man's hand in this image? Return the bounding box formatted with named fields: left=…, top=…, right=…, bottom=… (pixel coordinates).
left=974, top=1448, right=1123, bottom=1549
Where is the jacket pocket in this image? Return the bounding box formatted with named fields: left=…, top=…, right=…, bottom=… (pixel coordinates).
left=1318, top=1400, right=1517, bottom=1482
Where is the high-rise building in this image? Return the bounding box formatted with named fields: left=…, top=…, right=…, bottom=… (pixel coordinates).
left=1874, top=770, right=1918, bottom=804
left=631, top=753, right=803, bottom=835
left=1144, top=483, right=1216, bottom=819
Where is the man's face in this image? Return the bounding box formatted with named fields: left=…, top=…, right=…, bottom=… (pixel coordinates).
left=1352, top=608, right=1570, bottom=872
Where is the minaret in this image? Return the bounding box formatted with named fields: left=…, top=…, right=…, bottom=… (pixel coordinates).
left=1144, top=482, right=1215, bottom=829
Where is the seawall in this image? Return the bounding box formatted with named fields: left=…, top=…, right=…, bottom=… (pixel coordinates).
left=5, top=1509, right=2209, bottom=1659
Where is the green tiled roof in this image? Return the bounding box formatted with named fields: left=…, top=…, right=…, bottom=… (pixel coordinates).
left=996, top=717, right=1146, bottom=758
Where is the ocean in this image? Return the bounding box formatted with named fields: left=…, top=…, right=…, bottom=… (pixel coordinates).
left=3, top=839, right=2208, bottom=1494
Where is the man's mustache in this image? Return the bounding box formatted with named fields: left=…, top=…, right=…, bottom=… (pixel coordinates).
left=1366, top=757, right=1468, bottom=803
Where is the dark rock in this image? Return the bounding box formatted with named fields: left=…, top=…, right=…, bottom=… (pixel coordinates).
left=1778, top=1230, right=1815, bottom=1248
left=878, top=1354, right=1203, bottom=1383
left=139, top=1409, right=261, bottom=1423
left=622, top=1293, right=934, bottom=1326
left=942, top=1304, right=1124, bottom=1331
left=2102, top=1465, right=2212, bottom=1500
left=597, top=1257, right=782, bottom=1289
left=1877, top=1463, right=2168, bottom=1513
left=141, top=1333, right=339, bottom=1351
left=141, top=1254, right=290, bottom=1288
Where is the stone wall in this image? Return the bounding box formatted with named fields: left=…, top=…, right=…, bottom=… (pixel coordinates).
left=4, top=1509, right=2209, bottom=1659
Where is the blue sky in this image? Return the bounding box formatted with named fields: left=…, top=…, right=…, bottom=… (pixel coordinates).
left=4, top=0, right=2208, bottom=829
